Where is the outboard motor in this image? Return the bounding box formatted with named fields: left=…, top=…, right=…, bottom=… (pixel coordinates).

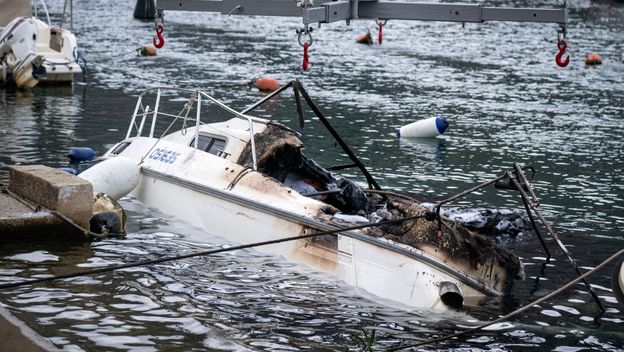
left=0, top=17, right=45, bottom=88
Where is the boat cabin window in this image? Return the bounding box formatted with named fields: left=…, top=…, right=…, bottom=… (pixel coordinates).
left=191, top=135, right=227, bottom=157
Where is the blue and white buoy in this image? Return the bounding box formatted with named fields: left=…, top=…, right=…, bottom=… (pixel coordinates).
left=397, top=116, right=449, bottom=138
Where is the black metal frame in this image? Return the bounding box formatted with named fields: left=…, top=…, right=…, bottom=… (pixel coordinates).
left=241, top=79, right=382, bottom=190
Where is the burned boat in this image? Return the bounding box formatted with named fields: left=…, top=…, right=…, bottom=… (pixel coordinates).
left=96, top=81, right=528, bottom=310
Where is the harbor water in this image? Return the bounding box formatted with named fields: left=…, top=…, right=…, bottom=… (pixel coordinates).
left=1, top=0, right=623, bottom=350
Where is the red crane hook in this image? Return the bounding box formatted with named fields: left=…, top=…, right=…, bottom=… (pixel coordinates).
left=302, top=42, right=309, bottom=71
left=555, top=39, right=570, bottom=68
left=153, top=25, right=165, bottom=49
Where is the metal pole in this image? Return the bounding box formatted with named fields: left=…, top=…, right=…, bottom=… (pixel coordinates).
left=157, top=0, right=566, bottom=25
left=137, top=106, right=149, bottom=136
left=149, top=89, right=161, bottom=138
left=295, top=80, right=382, bottom=190
left=194, top=93, right=201, bottom=149
left=508, top=171, right=606, bottom=319
left=517, top=188, right=551, bottom=259
left=126, top=96, right=143, bottom=139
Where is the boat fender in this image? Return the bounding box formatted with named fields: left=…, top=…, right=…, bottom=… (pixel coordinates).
left=355, top=31, right=373, bottom=45
left=397, top=117, right=449, bottom=138
left=78, top=157, right=140, bottom=201
left=613, top=259, right=624, bottom=306
left=439, top=281, right=463, bottom=309
left=139, top=44, right=157, bottom=56
left=90, top=211, right=123, bottom=235
left=68, top=147, right=96, bottom=162
left=256, top=77, right=280, bottom=92
left=585, top=53, right=602, bottom=66
left=58, top=167, right=77, bottom=175
left=91, top=192, right=127, bottom=235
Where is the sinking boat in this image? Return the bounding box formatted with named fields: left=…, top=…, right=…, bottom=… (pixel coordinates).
left=0, top=0, right=84, bottom=88
left=96, top=81, right=528, bottom=310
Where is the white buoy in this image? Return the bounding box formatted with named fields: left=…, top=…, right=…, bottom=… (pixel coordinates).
left=397, top=116, right=449, bottom=138
left=78, top=157, right=140, bottom=200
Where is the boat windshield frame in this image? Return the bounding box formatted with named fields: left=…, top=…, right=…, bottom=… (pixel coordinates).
left=125, top=87, right=263, bottom=170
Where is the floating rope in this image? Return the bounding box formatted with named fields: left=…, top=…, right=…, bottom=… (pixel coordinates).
left=387, top=248, right=624, bottom=351
left=0, top=214, right=428, bottom=290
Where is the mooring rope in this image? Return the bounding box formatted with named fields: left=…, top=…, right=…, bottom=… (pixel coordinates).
left=386, top=248, right=624, bottom=351
left=0, top=186, right=107, bottom=241
left=0, top=214, right=428, bottom=290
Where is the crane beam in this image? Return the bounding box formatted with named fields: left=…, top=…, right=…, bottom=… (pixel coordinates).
left=157, top=0, right=566, bottom=25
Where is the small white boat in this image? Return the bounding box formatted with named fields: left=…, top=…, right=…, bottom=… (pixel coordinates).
left=0, top=0, right=83, bottom=88
left=98, top=83, right=525, bottom=310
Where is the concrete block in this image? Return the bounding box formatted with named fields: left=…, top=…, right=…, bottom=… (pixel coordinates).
left=9, top=165, right=93, bottom=229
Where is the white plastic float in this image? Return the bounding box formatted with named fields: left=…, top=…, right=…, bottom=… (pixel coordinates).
left=397, top=116, right=449, bottom=138
left=78, top=157, right=140, bottom=200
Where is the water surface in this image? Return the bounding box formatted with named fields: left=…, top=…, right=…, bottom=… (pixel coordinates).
left=0, top=0, right=623, bottom=350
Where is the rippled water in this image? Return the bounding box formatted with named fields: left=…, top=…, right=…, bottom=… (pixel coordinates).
left=0, top=0, right=623, bottom=350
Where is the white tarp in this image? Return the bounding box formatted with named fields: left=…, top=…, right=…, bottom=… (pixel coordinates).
left=0, top=0, right=32, bottom=27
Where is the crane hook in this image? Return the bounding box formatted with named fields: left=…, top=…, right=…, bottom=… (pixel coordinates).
left=555, top=39, right=569, bottom=68
left=153, top=25, right=165, bottom=49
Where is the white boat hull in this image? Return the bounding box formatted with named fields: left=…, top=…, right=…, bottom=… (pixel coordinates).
left=136, top=169, right=489, bottom=309
left=109, top=137, right=509, bottom=310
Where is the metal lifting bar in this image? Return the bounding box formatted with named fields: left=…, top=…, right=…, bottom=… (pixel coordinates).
left=157, top=0, right=566, bottom=25
left=154, top=0, right=569, bottom=68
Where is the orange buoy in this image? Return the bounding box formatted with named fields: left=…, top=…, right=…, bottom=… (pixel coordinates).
left=256, top=77, right=280, bottom=92
left=356, top=31, right=373, bottom=45
left=585, top=53, right=602, bottom=65
left=138, top=44, right=157, bottom=56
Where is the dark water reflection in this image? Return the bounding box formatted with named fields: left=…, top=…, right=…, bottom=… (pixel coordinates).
left=1, top=0, right=623, bottom=350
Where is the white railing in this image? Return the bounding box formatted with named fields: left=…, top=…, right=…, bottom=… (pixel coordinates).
left=125, top=87, right=260, bottom=170
left=32, top=0, right=51, bottom=26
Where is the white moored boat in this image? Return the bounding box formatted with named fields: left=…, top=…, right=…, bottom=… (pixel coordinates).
left=0, top=0, right=83, bottom=88
left=98, top=82, right=525, bottom=310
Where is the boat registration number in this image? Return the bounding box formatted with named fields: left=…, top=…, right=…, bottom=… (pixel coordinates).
left=148, top=148, right=181, bottom=164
